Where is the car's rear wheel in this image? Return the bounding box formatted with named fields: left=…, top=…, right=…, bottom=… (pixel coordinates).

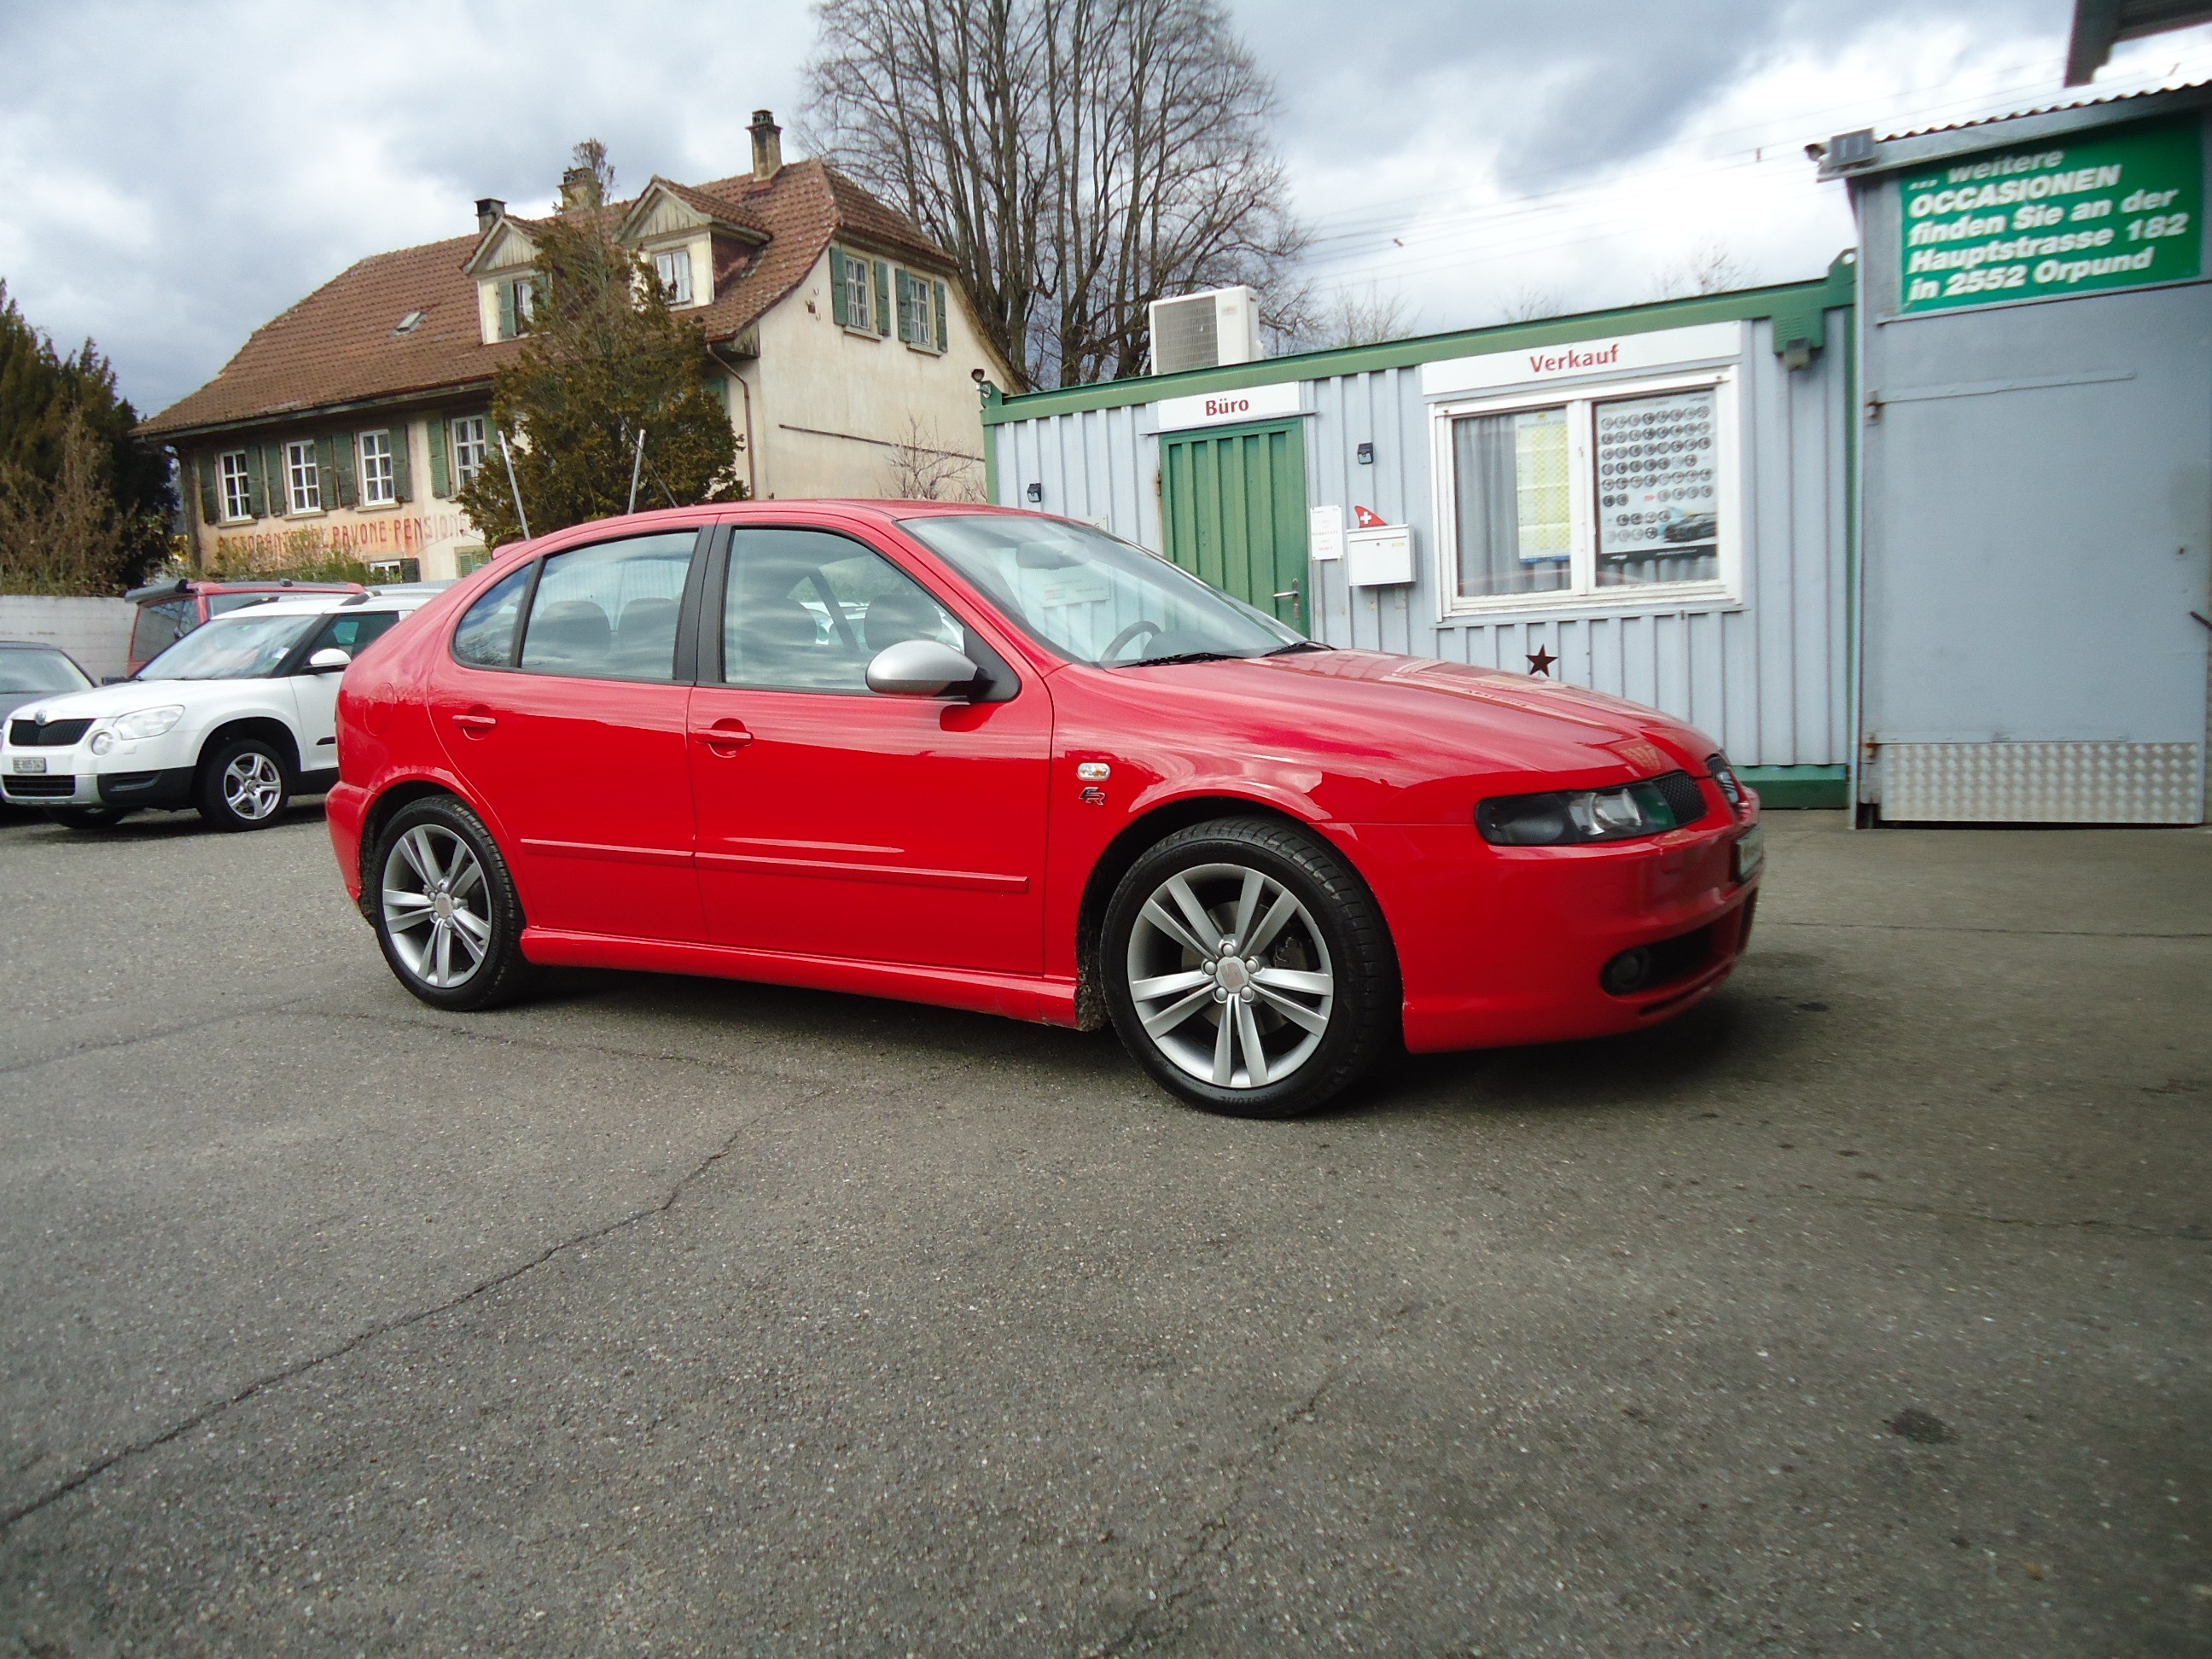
left=370, top=795, right=533, bottom=1010
left=1101, top=818, right=1398, bottom=1118
left=46, top=806, right=132, bottom=830
left=196, top=736, right=289, bottom=831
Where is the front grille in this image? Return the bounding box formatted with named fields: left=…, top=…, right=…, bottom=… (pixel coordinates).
left=1652, top=770, right=1710, bottom=828
left=3, top=773, right=76, bottom=798
left=9, top=717, right=91, bottom=747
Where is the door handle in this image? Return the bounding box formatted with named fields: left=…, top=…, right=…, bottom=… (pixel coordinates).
left=1271, top=578, right=1301, bottom=615
left=451, top=709, right=498, bottom=736
left=696, top=719, right=753, bottom=755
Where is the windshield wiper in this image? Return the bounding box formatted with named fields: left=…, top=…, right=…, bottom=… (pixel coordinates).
left=1262, top=639, right=1330, bottom=655
left=1121, top=650, right=1245, bottom=667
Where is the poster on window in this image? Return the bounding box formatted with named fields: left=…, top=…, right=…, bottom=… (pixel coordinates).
left=1595, top=389, right=1717, bottom=569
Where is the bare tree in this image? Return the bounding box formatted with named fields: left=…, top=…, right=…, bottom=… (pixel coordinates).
left=883, top=416, right=987, bottom=502
left=802, top=0, right=1306, bottom=389
left=1295, top=282, right=1418, bottom=351
left=1653, top=237, right=1748, bottom=300
left=1499, top=283, right=1566, bottom=323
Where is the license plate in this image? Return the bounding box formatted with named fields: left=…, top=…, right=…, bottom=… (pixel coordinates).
left=1732, top=824, right=1764, bottom=882
left=10, top=756, right=46, bottom=774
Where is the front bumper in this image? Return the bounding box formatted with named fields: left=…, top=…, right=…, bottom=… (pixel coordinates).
left=3, top=735, right=198, bottom=810
left=1348, top=811, right=1763, bottom=1054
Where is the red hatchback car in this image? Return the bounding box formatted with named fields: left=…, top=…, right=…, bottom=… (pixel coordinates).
left=328, top=502, right=1761, bottom=1117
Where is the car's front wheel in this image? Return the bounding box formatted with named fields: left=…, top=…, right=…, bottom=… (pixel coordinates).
left=196, top=736, right=290, bottom=830
left=1101, top=818, right=1398, bottom=1118
left=369, top=795, right=533, bottom=1010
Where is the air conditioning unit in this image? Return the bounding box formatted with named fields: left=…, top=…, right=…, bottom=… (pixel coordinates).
left=1148, top=286, right=1262, bottom=375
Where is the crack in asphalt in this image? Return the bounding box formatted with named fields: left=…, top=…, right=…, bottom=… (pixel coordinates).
left=1836, top=1193, right=2209, bottom=1243
left=0, top=1090, right=812, bottom=1538
left=0, top=992, right=323, bottom=1080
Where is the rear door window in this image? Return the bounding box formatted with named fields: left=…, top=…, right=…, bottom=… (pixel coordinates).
left=518, top=532, right=696, bottom=681
left=131, top=598, right=195, bottom=661
left=451, top=566, right=533, bottom=668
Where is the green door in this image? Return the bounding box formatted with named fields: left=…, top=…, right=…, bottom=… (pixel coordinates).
left=1160, top=420, right=1309, bottom=634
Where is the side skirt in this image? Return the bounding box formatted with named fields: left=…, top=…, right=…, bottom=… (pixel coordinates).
left=519, top=928, right=1083, bottom=1028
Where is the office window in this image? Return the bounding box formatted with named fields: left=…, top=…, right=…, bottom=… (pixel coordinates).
left=654, top=247, right=693, bottom=306
left=218, top=451, right=253, bottom=521
left=453, top=416, right=488, bottom=488
left=285, top=440, right=321, bottom=514
left=1435, top=372, right=1732, bottom=614
left=359, top=430, right=396, bottom=505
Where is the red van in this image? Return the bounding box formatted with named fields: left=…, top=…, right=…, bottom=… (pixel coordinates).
left=125, top=578, right=364, bottom=677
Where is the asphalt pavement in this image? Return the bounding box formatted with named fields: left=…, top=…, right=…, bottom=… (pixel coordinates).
left=0, top=803, right=2206, bottom=1656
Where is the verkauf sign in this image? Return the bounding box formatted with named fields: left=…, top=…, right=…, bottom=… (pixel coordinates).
left=1895, top=116, right=2202, bottom=315
left=1420, top=322, right=1743, bottom=398
left=1153, top=381, right=1303, bottom=432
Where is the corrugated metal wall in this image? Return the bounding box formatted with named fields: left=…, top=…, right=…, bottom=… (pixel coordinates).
left=990, top=312, right=1851, bottom=770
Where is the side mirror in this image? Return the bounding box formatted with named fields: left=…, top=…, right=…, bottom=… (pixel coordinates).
left=307, top=647, right=352, bottom=673
left=864, top=638, right=978, bottom=697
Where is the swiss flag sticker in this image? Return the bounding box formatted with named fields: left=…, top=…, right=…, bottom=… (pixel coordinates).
left=1352, top=505, right=1387, bottom=527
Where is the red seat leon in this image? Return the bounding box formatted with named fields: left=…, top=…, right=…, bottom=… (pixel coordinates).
left=328, top=502, right=1762, bottom=1117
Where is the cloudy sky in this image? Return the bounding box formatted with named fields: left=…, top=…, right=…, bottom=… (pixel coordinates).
left=3, top=0, right=2208, bottom=416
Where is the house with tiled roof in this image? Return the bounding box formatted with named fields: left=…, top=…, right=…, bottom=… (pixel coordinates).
left=143, top=114, right=1014, bottom=580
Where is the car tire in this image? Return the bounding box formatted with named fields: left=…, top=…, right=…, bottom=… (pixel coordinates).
left=196, top=736, right=291, bottom=831
left=1101, top=817, right=1399, bottom=1119
left=46, top=806, right=132, bottom=830
left=369, top=794, right=533, bottom=1011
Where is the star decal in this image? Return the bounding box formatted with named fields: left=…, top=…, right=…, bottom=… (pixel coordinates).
left=1527, top=645, right=1557, bottom=677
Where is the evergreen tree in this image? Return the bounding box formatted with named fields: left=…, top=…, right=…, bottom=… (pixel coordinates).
left=457, top=143, right=742, bottom=549
left=0, top=280, right=174, bottom=591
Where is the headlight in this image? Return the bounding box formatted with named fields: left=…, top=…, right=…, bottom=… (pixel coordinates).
left=1707, top=752, right=1744, bottom=813
left=110, top=706, right=184, bottom=741
left=1477, top=779, right=1682, bottom=846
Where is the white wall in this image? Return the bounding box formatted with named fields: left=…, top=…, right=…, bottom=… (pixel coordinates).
left=0, top=596, right=137, bottom=681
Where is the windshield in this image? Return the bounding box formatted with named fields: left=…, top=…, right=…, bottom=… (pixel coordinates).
left=137, top=611, right=320, bottom=680
left=899, top=515, right=1304, bottom=667
left=0, top=650, right=91, bottom=694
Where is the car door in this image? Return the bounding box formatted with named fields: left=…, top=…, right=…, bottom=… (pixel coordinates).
left=288, top=608, right=405, bottom=785
left=428, top=528, right=707, bottom=941
left=686, top=522, right=1052, bottom=973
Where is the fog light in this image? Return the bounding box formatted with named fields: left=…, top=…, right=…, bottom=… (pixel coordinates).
left=89, top=731, right=116, bottom=755
left=1600, top=946, right=1654, bottom=996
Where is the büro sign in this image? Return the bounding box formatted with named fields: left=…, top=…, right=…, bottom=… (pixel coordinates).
left=1154, top=380, right=1303, bottom=432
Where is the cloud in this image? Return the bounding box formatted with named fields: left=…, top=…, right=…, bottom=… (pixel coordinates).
left=4, top=0, right=2209, bottom=417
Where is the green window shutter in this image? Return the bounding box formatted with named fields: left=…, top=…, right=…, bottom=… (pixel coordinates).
left=314, top=434, right=343, bottom=508
left=196, top=455, right=219, bottom=525
left=829, top=247, right=851, bottom=327
left=244, top=447, right=265, bottom=518
left=428, top=417, right=451, bottom=498
left=265, top=443, right=288, bottom=512
left=498, top=282, right=517, bottom=340
left=391, top=423, right=413, bottom=503
left=934, top=280, right=948, bottom=352
left=894, top=270, right=915, bottom=342
left=874, top=261, right=891, bottom=337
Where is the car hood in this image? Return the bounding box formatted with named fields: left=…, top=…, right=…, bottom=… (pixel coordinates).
left=0, top=679, right=222, bottom=728
left=1060, top=647, right=1724, bottom=821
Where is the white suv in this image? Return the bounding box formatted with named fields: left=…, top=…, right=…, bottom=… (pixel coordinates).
left=1, top=590, right=433, bottom=831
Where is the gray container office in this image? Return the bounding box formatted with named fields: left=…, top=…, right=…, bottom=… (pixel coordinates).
left=985, top=265, right=1858, bottom=806
left=1825, top=84, right=2211, bottom=823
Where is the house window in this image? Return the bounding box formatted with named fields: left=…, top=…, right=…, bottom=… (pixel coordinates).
left=359, top=430, right=396, bottom=505
left=498, top=276, right=537, bottom=339
left=453, top=416, right=488, bottom=488
left=285, top=440, right=321, bottom=514
left=218, top=451, right=253, bottom=521
left=841, top=253, right=871, bottom=330
left=1435, top=371, right=1732, bottom=615
left=900, top=273, right=933, bottom=346
left=654, top=247, right=693, bottom=306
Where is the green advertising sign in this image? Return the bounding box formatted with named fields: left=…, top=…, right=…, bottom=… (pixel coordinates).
left=1897, top=116, right=2202, bottom=314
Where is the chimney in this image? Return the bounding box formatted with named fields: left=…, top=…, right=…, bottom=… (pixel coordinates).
left=475, top=197, right=505, bottom=234
left=559, top=166, right=603, bottom=213
left=749, top=109, right=783, bottom=181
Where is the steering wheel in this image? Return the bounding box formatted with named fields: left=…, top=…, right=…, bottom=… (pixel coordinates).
left=1102, top=620, right=1162, bottom=661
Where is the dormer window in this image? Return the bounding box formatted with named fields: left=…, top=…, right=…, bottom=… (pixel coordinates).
left=654, top=247, right=694, bottom=306
left=498, top=276, right=537, bottom=340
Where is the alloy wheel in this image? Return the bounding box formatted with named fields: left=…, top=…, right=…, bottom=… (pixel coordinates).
left=381, top=824, right=492, bottom=989
left=222, top=752, right=284, bottom=821
left=1124, top=861, right=1336, bottom=1090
